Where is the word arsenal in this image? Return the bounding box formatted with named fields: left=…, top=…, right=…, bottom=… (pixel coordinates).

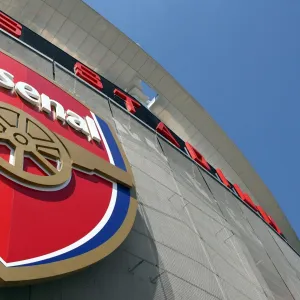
left=0, top=68, right=101, bottom=143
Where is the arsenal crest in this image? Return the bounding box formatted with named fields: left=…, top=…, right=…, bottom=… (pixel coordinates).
left=0, top=52, right=136, bottom=285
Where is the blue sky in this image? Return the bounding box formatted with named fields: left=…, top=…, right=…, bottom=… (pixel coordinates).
left=84, top=0, right=300, bottom=237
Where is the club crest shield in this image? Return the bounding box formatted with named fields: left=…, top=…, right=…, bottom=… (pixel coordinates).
left=0, top=52, right=136, bottom=285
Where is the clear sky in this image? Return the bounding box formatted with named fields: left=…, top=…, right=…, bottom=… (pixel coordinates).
left=84, top=0, right=300, bottom=237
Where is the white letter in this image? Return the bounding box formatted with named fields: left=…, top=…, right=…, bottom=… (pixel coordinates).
left=15, top=82, right=40, bottom=106
left=66, top=110, right=89, bottom=137
left=0, top=69, right=14, bottom=90
left=41, top=93, right=66, bottom=122
left=85, top=116, right=101, bottom=143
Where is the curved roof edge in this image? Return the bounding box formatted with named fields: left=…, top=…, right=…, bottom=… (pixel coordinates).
left=2, top=0, right=299, bottom=251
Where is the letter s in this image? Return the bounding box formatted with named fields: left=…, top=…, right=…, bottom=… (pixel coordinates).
left=0, top=69, right=14, bottom=90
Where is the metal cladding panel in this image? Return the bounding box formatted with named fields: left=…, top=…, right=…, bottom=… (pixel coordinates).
left=203, top=169, right=297, bottom=300
left=54, top=65, right=113, bottom=125
left=0, top=31, right=53, bottom=80
left=202, top=178, right=276, bottom=298
left=270, top=229, right=300, bottom=276
left=238, top=204, right=296, bottom=300
left=159, top=138, right=223, bottom=217
left=0, top=28, right=300, bottom=300
left=157, top=138, right=268, bottom=300
left=131, top=165, right=191, bottom=226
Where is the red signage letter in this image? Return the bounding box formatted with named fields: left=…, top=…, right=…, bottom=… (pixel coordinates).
left=0, top=12, right=22, bottom=38
left=233, top=183, right=245, bottom=200
left=257, top=207, right=282, bottom=234
left=185, top=142, right=210, bottom=171
left=113, top=89, right=141, bottom=114
left=156, top=122, right=180, bottom=148
left=243, top=193, right=257, bottom=211
left=216, top=168, right=230, bottom=187
left=74, top=62, right=103, bottom=90
left=268, top=215, right=282, bottom=234
left=233, top=184, right=257, bottom=211
left=257, top=206, right=271, bottom=224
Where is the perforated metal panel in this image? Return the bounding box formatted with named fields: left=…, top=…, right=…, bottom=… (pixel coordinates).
left=54, top=64, right=113, bottom=125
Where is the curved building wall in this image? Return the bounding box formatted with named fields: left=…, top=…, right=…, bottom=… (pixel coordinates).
left=149, top=97, right=299, bottom=252
left=0, top=0, right=297, bottom=252
left=0, top=28, right=300, bottom=300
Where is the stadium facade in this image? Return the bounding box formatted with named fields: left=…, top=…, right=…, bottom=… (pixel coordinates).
left=0, top=0, right=299, bottom=299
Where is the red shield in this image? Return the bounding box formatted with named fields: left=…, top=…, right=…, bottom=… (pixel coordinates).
left=0, top=51, right=136, bottom=284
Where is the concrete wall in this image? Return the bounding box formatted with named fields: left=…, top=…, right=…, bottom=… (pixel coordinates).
left=0, top=32, right=300, bottom=300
